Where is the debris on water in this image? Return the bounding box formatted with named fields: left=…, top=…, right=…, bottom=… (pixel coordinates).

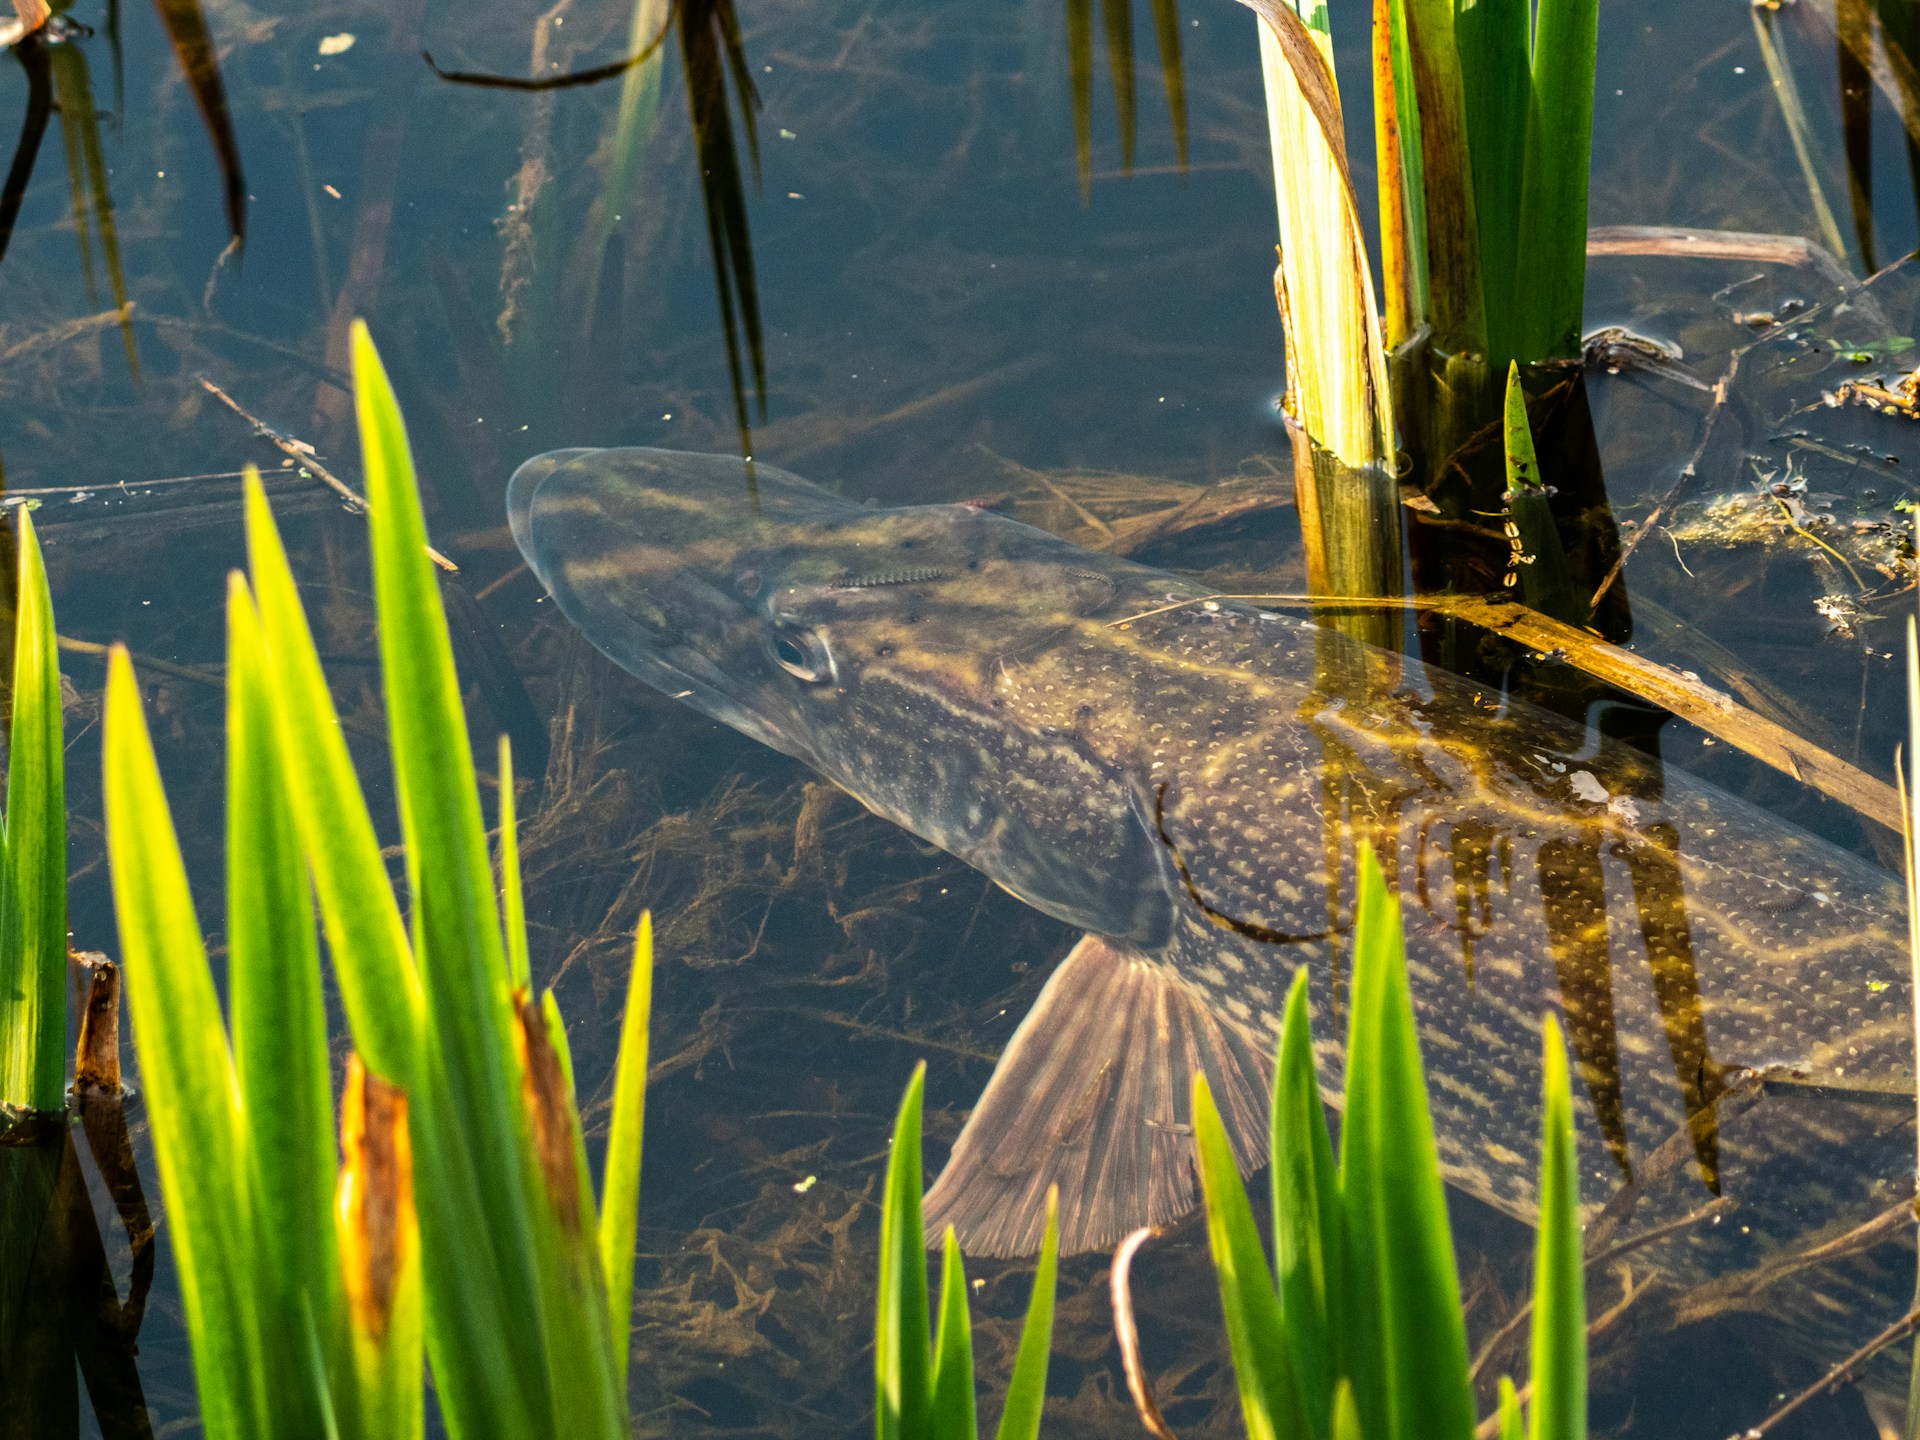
left=1814, top=593, right=1877, bottom=639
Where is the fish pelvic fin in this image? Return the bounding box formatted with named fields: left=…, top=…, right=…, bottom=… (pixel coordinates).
left=924, top=933, right=1272, bottom=1258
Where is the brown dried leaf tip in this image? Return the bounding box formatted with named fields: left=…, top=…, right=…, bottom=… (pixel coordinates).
left=513, top=989, right=583, bottom=1236
left=338, top=1054, right=415, bottom=1342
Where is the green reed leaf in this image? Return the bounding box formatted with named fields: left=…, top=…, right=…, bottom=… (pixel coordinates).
left=1512, top=0, right=1598, bottom=362
left=1332, top=1379, right=1363, bottom=1440
left=0, top=511, right=65, bottom=1114
left=1271, top=966, right=1340, bottom=1436
left=599, top=912, right=653, bottom=1385
left=498, top=734, right=531, bottom=992
left=1499, top=1376, right=1523, bottom=1440
left=1453, top=0, right=1527, bottom=367
left=1396, top=0, right=1486, bottom=361
left=1529, top=1013, right=1586, bottom=1440
left=225, top=574, right=341, bottom=1378
left=244, top=470, right=420, bottom=1085
left=104, top=648, right=276, bottom=1438
left=1340, top=843, right=1475, bottom=1440
left=876, top=1062, right=932, bottom=1440
left=1194, top=1071, right=1311, bottom=1440
left=353, top=323, right=595, bottom=1433
left=1500, top=362, right=1581, bottom=624
left=993, top=1186, right=1058, bottom=1440
left=930, top=1230, right=977, bottom=1440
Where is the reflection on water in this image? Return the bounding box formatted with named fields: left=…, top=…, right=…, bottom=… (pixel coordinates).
left=4, top=0, right=1920, bottom=1433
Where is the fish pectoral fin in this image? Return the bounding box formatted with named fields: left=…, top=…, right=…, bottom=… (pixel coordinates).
left=924, top=933, right=1272, bottom=1259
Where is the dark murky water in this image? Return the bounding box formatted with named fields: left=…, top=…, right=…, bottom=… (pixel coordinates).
left=7, top=0, right=1920, bottom=1433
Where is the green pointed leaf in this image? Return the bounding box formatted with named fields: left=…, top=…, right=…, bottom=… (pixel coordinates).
left=1529, top=1013, right=1586, bottom=1440
left=1271, top=966, right=1340, bottom=1436
left=1452, top=0, right=1528, bottom=367
left=1512, top=0, right=1598, bottom=362
left=876, top=1062, right=932, bottom=1440
left=1194, top=1072, right=1312, bottom=1440
left=225, top=574, right=341, bottom=1375
left=599, top=912, right=653, bottom=1385
left=992, top=1186, right=1057, bottom=1440
left=1500, top=363, right=1581, bottom=624
left=103, top=648, right=276, bottom=1437
left=244, top=470, right=420, bottom=1085
left=498, top=735, right=532, bottom=992
left=1498, top=1376, right=1524, bottom=1440
left=1340, top=844, right=1475, bottom=1440
left=929, top=1230, right=977, bottom=1440
left=0, top=510, right=66, bottom=1113
left=1332, top=1379, right=1364, bottom=1440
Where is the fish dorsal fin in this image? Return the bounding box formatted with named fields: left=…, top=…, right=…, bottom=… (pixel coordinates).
left=924, top=934, right=1272, bottom=1258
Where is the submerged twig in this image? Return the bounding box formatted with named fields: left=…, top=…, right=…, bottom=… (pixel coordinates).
left=1727, top=1304, right=1920, bottom=1438
left=1107, top=588, right=1903, bottom=831
left=198, top=376, right=458, bottom=572
left=1110, top=1226, right=1179, bottom=1440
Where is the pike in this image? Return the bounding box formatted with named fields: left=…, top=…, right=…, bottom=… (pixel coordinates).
left=509, top=447, right=1916, bottom=1361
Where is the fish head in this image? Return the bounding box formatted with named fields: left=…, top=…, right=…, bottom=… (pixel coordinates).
left=507, top=446, right=1139, bottom=777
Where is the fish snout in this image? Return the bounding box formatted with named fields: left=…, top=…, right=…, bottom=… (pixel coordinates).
left=507, top=448, right=603, bottom=560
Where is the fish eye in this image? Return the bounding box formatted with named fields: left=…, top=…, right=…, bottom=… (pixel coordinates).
left=769, top=624, right=834, bottom=684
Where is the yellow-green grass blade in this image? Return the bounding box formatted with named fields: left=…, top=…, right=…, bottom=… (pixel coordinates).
left=1501, top=363, right=1581, bottom=624
left=1332, top=1379, right=1363, bottom=1440
left=1340, top=843, right=1475, bottom=1440
left=1396, top=0, right=1486, bottom=362
left=1453, top=0, right=1528, bottom=368
left=0, top=511, right=65, bottom=1114
left=930, top=1230, right=977, bottom=1440
left=226, top=574, right=342, bottom=1379
left=1271, top=967, right=1339, bottom=1435
left=104, top=649, right=277, bottom=1437
left=498, top=735, right=531, bottom=992
left=1194, top=1072, right=1311, bottom=1440
left=992, top=1187, right=1058, bottom=1440
left=519, top=991, right=627, bottom=1437
left=349, top=328, right=560, bottom=1431
left=599, top=911, right=653, bottom=1386
left=1498, top=1377, right=1524, bottom=1440
left=1512, top=0, right=1598, bottom=362
left=1529, top=1013, right=1585, bottom=1440
left=876, top=1062, right=933, bottom=1440
left=244, top=471, right=420, bottom=1084
left=1248, top=0, right=1394, bottom=469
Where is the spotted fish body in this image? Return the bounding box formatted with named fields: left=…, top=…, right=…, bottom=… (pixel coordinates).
left=510, top=447, right=1916, bottom=1369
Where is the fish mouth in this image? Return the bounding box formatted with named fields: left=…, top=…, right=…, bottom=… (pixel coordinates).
left=507, top=447, right=603, bottom=565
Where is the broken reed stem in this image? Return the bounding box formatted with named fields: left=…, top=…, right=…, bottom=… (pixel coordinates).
left=1108, top=587, right=1902, bottom=833
left=1109, top=1226, right=1179, bottom=1440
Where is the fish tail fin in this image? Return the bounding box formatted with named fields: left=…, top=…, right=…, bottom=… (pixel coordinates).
left=924, top=933, right=1272, bottom=1258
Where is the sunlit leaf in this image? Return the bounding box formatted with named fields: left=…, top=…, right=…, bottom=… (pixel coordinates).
left=929, top=1230, right=977, bottom=1440
left=875, top=1062, right=932, bottom=1440
left=1194, top=1071, right=1311, bottom=1440
left=1271, top=966, right=1339, bottom=1436
left=1340, top=844, right=1476, bottom=1440
left=0, top=510, right=64, bottom=1114
left=225, top=574, right=340, bottom=1384
left=1528, top=1013, right=1586, bottom=1440
left=992, top=1187, right=1058, bottom=1440
left=599, top=912, right=653, bottom=1385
